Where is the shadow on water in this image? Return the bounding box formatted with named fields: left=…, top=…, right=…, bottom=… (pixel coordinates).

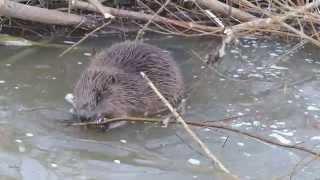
left=0, top=35, right=320, bottom=179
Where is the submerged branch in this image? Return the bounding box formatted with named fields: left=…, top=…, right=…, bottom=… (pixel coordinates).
left=70, top=116, right=320, bottom=158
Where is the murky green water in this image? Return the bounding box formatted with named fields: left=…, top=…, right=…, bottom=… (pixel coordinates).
left=0, top=35, right=320, bottom=180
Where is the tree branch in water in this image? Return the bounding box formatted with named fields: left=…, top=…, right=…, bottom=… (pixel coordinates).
left=70, top=116, right=320, bottom=158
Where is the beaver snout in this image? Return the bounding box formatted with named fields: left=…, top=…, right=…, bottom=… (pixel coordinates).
left=73, top=109, right=98, bottom=121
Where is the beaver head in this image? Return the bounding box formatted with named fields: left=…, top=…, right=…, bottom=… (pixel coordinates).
left=73, top=68, right=118, bottom=121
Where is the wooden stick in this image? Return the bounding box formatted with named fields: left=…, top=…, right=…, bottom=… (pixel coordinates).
left=86, top=0, right=114, bottom=19
left=135, top=0, right=171, bottom=40
left=195, top=0, right=257, bottom=21
left=59, top=21, right=111, bottom=57
left=0, top=0, right=89, bottom=26
left=140, top=72, right=235, bottom=177
left=71, top=0, right=222, bottom=33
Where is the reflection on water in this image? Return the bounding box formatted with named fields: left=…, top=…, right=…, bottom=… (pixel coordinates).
left=0, top=35, right=320, bottom=179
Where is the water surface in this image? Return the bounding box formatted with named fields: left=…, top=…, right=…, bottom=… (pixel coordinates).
left=0, top=35, right=320, bottom=180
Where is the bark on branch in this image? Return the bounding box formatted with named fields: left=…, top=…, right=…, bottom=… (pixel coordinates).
left=0, top=0, right=98, bottom=28
left=71, top=0, right=222, bottom=33
left=195, top=0, right=257, bottom=21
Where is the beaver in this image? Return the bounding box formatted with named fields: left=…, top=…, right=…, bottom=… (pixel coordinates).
left=72, top=41, right=184, bottom=129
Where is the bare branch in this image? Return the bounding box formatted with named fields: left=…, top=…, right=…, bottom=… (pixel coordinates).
left=0, top=0, right=93, bottom=27
left=140, top=72, right=236, bottom=177
left=195, top=0, right=257, bottom=21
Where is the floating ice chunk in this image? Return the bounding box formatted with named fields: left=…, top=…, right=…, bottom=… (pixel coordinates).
left=307, top=106, right=320, bottom=111
left=230, top=49, right=239, bottom=54
left=270, top=65, right=288, bottom=70
left=269, top=133, right=291, bottom=144
left=232, top=122, right=252, bottom=127
left=113, top=160, right=121, bottom=164
left=65, top=93, right=75, bottom=106
left=253, top=121, right=260, bottom=126
left=269, top=53, right=279, bottom=57
left=26, top=133, right=34, bottom=137
left=220, top=136, right=228, bottom=140
left=275, top=49, right=284, bottom=53
left=275, top=122, right=286, bottom=126
left=120, top=139, right=127, bottom=144
left=241, top=55, right=248, bottom=60
left=18, top=145, right=26, bottom=152
left=311, top=136, right=320, bottom=140
left=83, top=52, right=92, bottom=56
left=272, top=130, right=294, bottom=136
left=248, top=73, right=264, bottom=78
left=270, top=125, right=278, bottom=129
left=304, top=58, right=314, bottom=63
left=188, top=158, right=201, bottom=166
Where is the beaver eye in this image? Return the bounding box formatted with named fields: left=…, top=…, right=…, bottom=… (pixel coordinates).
left=110, top=76, right=116, bottom=84
left=96, top=92, right=102, bottom=104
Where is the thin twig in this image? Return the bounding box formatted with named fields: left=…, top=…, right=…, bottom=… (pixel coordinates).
left=135, top=0, right=171, bottom=40
left=59, top=20, right=111, bottom=57
left=140, top=72, right=235, bottom=177
left=87, top=0, right=114, bottom=19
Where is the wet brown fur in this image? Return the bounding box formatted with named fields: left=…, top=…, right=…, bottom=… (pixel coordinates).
left=73, top=41, right=184, bottom=121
